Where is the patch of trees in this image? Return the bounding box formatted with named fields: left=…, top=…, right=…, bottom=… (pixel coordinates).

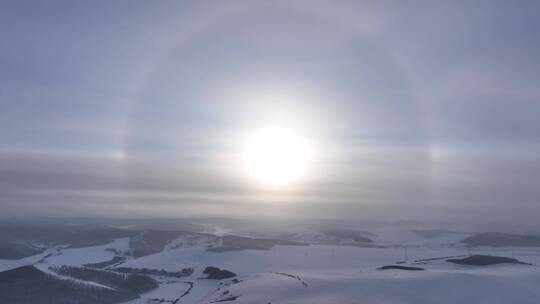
left=0, top=265, right=155, bottom=304
left=47, top=228, right=138, bottom=248
left=447, top=255, right=530, bottom=266
left=113, top=266, right=194, bottom=278
left=84, top=256, right=126, bottom=269
left=203, top=266, right=237, bottom=279
left=129, top=230, right=183, bottom=257
left=377, top=265, right=425, bottom=271
left=53, top=265, right=158, bottom=294
left=0, top=240, right=44, bottom=259
left=323, top=229, right=374, bottom=243
left=212, top=296, right=239, bottom=302
left=208, top=235, right=306, bottom=252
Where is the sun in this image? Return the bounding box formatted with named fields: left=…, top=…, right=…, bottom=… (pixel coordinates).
left=243, top=126, right=311, bottom=187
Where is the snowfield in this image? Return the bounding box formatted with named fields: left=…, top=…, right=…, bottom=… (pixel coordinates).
left=119, top=231, right=540, bottom=304
left=120, top=241, right=540, bottom=304
left=2, top=227, right=540, bottom=304
left=205, top=266, right=540, bottom=304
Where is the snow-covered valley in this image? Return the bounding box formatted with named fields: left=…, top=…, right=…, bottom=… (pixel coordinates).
left=2, top=220, right=540, bottom=304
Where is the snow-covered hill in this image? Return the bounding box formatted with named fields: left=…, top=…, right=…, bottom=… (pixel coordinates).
left=2, top=221, right=540, bottom=303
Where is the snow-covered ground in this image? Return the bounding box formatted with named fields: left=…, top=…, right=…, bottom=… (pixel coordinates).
left=3, top=230, right=540, bottom=303
left=121, top=232, right=540, bottom=304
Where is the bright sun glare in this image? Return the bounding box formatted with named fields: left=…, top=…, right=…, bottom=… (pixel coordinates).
left=243, top=126, right=311, bottom=187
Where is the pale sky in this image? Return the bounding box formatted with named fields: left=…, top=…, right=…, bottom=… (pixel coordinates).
left=1, top=1, right=540, bottom=228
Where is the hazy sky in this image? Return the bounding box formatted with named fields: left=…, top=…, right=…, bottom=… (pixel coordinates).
left=1, top=1, right=540, bottom=227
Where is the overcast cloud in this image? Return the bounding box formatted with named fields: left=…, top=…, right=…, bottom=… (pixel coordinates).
left=1, top=1, right=540, bottom=229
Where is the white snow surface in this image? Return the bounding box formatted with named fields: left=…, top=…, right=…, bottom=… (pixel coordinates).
left=120, top=233, right=540, bottom=304
left=3, top=231, right=540, bottom=303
